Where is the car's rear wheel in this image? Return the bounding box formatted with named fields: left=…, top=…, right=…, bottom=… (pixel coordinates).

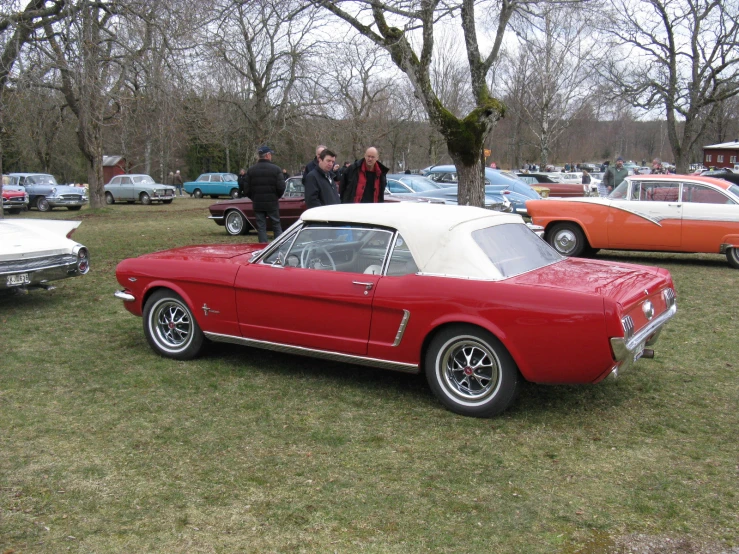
left=105, top=192, right=115, bottom=204
left=193, top=188, right=203, bottom=198
left=143, top=290, right=204, bottom=360
left=230, top=189, right=240, bottom=199
left=727, top=247, right=739, bottom=269
left=140, top=192, right=151, bottom=205
left=547, top=222, right=586, bottom=257
left=36, top=197, right=51, bottom=212
left=225, top=210, right=247, bottom=235
left=67, top=206, right=82, bottom=211
left=425, top=324, right=521, bottom=417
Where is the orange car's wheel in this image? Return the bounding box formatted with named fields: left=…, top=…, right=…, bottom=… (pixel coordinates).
left=727, top=247, right=739, bottom=269
left=547, top=222, right=586, bottom=257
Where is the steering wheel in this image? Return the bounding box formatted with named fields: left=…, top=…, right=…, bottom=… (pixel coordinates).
left=300, top=244, right=336, bottom=271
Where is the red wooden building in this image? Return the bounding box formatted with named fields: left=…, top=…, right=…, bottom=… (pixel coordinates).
left=103, top=156, right=126, bottom=183
left=703, top=141, right=739, bottom=170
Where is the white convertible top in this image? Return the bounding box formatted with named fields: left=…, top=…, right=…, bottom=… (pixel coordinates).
left=301, top=203, right=525, bottom=279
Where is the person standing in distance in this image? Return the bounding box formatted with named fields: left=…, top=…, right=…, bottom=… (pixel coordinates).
left=242, top=146, right=286, bottom=243
left=302, top=145, right=326, bottom=181
left=340, top=146, right=388, bottom=203
left=304, top=148, right=341, bottom=208
left=602, top=156, right=628, bottom=195
left=237, top=168, right=247, bottom=197
left=173, top=170, right=184, bottom=196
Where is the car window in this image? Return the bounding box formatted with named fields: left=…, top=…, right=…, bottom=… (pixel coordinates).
left=211, top=175, right=222, bottom=182
left=386, top=234, right=419, bottom=276
left=473, top=223, right=562, bottom=279
left=387, top=180, right=408, bottom=194
left=110, top=177, right=120, bottom=185
left=631, top=181, right=679, bottom=202
left=121, top=177, right=132, bottom=185
left=225, top=174, right=237, bottom=181
left=682, top=183, right=735, bottom=204
left=610, top=181, right=629, bottom=199
left=403, top=178, right=439, bottom=192
left=518, top=176, right=537, bottom=185
left=262, top=226, right=393, bottom=274
left=197, top=175, right=209, bottom=182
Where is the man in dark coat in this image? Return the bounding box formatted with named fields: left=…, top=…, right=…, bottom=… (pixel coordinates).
left=304, top=148, right=341, bottom=209
left=339, top=147, right=388, bottom=203
left=302, top=145, right=326, bottom=182
left=242, top=146, right=286, bottom=243
left=237, top=168, right=247, bottom=197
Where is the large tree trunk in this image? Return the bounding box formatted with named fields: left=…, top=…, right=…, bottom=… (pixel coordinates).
left=451, top=155, right=486, bottom=207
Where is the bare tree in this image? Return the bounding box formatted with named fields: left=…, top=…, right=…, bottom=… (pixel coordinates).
left=1, top=0, right=69, bottom=218
left=602, top=0, right=739, bottom=173
left=315, top=0, right=521, bottom=207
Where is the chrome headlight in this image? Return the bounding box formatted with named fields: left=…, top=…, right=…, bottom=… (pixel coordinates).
left=51, top=187, right=57, bottom=195
left=621, top=315, right=635, bottom=340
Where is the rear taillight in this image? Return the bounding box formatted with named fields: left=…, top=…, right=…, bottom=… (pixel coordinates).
left=76, top=247, right=90, bottom=274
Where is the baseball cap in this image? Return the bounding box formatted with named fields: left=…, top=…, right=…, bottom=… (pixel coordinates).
left=258, top=145, right=274, bottom=155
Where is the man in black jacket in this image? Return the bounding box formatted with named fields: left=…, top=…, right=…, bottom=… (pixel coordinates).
left=237, top=168, right=247, bottom=197
left=302, top=145, right=326, bottom=182
left=243, top=146, right=286, bottom=243
left=304, top=148, right=340, bottom=208
left=339, top=147, right=388, bottom=203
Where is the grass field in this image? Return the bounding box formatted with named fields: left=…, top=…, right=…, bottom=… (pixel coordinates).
left=1, top=200, right=737, bottom=553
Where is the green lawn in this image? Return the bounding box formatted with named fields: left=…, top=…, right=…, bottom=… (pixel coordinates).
left=1, top=200, right=737, bottom=553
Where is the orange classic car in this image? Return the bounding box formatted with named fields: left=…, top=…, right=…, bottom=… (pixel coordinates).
left=526, top=174, right=739, bottom=269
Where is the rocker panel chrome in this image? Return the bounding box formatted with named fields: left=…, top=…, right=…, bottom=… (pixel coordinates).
left=204, top=331, right=419, bottom=373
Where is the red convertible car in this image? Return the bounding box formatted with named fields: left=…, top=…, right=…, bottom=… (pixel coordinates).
left=115, top=203, right=677, bottom=417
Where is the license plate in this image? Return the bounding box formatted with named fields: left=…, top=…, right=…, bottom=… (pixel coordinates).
left=7, top=273, right=30, bottom=286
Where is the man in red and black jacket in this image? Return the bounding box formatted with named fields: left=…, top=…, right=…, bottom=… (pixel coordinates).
left=339, top=147, right=388, bottom=204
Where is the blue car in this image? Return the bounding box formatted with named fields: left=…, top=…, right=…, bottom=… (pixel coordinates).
left=385, top=173, right=444, bottom=195
left=423, top=165, right=540, bottom=214
left=184, top=173, right=240, bottom=199
left=7, top=173, right=88, bottom=212
left=397, top=184, right=513, bottom=213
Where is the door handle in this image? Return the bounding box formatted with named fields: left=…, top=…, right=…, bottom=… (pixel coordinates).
left=352, top=281, right=374, bottom=295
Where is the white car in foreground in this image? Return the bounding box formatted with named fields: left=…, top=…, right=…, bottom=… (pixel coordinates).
left=0, top=219, right=90, bottom=292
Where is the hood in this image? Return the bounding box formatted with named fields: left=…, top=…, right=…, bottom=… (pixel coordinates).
left=139, top=243, right=264, bottom=263
left=0, top=219, right=81, bottom=261
left=508, top=257, right=669, bottom=306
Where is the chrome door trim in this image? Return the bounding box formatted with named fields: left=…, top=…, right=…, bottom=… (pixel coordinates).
left=204, top=331, right=419, bottom=373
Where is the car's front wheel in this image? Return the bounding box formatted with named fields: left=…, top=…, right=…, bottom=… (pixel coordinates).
left=225, top=210, right=247, bottom=236
left=547, top=222, right=586, bottom=257
left=140, top=192, right=151, bottom=205
left=36, top=197, right=51, bottom=212
left=727, top=247, right=739, bottom=269
left=143, top=290, right=204, bottom=360
left=230, top=189, right=240, bottom=199
left=193, top=189, right=203, bottom=198
left=425, top=325, right=521, bottom=417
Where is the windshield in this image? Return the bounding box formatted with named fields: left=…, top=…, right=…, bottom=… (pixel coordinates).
left=728, top=184, right=739, bottom=199
left=401, top=177, right=440, bottom=192
left=472, top=223, right=562, bottom=279
left=132, top=176, right=155, bottom=184
left=29, top=174, right=58, bottom=185
left=609, top=180, right=629, bottom=199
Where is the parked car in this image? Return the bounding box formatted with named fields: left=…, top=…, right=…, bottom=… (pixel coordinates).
left=385, top=174, right=444, bottom=195
left=699, top=168, right=739, bottom=186
left=114, top=202, right=677, bottom=418
left=398, top=184, right=512, bottom=213
left=104, top=174, right=175, bottom=205
left=208, top=176, right=307, bottom=235
left=423, top=165, right=540, bottom=214
left=184, top=173, right=240, bottom=199
left=526, top=174, right=739, bottom=268
left=2, top=177, right=29, bottom=214
left=1, top=219, right=90, bottom=292
left=516, top=172, right=594, bottom=197
left=6, top=173, right=88, bottom=212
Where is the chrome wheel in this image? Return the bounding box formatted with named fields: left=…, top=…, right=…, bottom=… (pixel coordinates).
left=140, top=192, right=151, bottom=205
left=193, top=189, right=203, bottom=198
left=36, top=197, right=50, bottom=212
left=547, top=223, right=585, bottom=257
left=225, top=210, right=246, bottom=235
left=425, top=325, right=521, bottom=417
left=143, top=291, right=204, bottom=359
left=105, top=192, right=115, bottom=205
left=437, top=336, right=501, bottom=404
left=230, top=189, right=240, bottom=199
